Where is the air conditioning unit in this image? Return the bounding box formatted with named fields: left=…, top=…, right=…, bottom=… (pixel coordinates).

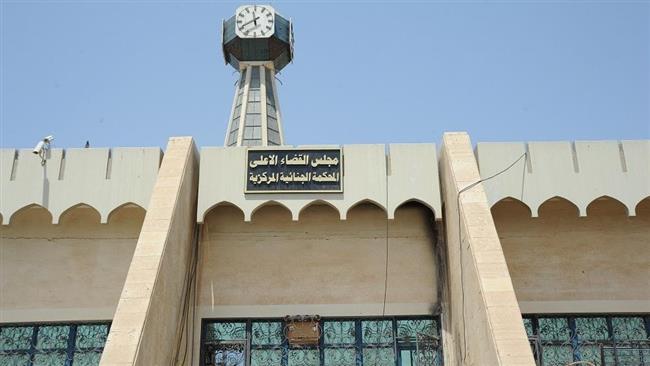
left=285, top=315, right=320, bottom=346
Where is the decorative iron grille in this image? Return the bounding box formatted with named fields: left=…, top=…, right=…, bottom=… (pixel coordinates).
left=0, top=322, right=110, bottom=366
left=601, top=346, right=650, bottom=365
left=201, top=316, right=443, bottom=366
left=523, top=315, right=650, bottom=366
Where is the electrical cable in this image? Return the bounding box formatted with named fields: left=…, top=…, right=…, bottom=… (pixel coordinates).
left=171, top=244, right=192, bottom=365
left=456, top=152, right=528, bottom=361
left=180, top=223, right=201, bottom=366
left=382, top=212, right=389, bottom=317
left=172, top=226, right=194, bottom=366
left=172, top=223, right=201, bottom=366
left=189, top=224, right=201, bottom=365
left=382, top=157, right=390, bottom=317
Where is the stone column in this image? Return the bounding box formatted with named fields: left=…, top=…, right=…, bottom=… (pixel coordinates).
left=99, top=136, right=199, bottom=366
left=439, top=132, right=534, bottom=365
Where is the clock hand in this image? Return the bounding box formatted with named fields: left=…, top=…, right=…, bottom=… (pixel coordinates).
left=241, top=17, right=260, bottom=28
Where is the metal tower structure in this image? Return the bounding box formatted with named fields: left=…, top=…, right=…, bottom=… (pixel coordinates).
left=221, top=5, right=294, bottom=147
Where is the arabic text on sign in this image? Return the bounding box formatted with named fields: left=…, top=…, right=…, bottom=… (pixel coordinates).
left=246, top=149, right=342, bottom=193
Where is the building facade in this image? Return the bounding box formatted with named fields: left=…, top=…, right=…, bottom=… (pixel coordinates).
left=1, top=5, right=648, bottom=366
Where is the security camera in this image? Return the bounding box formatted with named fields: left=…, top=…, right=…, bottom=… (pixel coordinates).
left=32, top=141, right=45, bottom=155
left=33, top=135, right=54, bottom=155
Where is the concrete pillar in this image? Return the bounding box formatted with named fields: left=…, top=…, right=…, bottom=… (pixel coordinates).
left=99, top=137, right=199, bottom=366
left=439, top=132, right=534, bottom=365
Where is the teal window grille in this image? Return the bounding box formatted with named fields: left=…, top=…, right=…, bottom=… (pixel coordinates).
left=242, top=66, right=263, bottom=147
left=523, top=315, right=650, bottom=366
left=227, top=69, right=247, bottom=147
left=264, top=69, right=281, bottom=146
left=201, top=316, right=443, bottom=366
left=0, top=322, right=110, bottom=366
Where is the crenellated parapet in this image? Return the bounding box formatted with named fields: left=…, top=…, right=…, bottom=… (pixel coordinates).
left=0, top=147, right=161, bottom=224
left=197, top=143, right=442, bottom=222
left=476, top=140, right=650, bottom=216
left=4, top=139, right=644, bottom=225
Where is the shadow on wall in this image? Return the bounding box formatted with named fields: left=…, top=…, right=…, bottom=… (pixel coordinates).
left=198, top=200, right=439, bottom=310
left=6, top=203, right=146, bottom=227
left=635, top=197, right=650, bottom=216
left=490, top=195, right=649, bottom=219
left=202, top=199, right=436, bottom=223
left=491, top=194, right=650, bottom=307
left=0, top=202, right=147, bottom=322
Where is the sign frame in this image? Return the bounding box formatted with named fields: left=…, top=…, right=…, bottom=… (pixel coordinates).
left=244, top=147, right=344, bottom=194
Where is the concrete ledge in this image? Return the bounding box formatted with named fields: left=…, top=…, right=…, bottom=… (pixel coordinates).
left=519, top=300, right=650, bottom=314
left=0, top=307, right=114, bottom=323
left=196, top=303, right=436, bottom=318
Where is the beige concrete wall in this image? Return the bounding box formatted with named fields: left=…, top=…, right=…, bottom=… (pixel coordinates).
left=493, top=197, right=650, bottom=314
left=197, top=202, right=439, bottom=318
left=0, top=204, right=143, bottom=322
left=100, top=137, right=199, bottom=366
left=439, top=132, right=534, bottom=366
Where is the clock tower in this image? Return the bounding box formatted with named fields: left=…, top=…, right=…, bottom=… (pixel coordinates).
left=222, top=5, right=294, bottom=147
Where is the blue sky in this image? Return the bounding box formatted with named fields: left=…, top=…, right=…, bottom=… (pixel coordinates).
left=1, top=1, right=648, bottom=149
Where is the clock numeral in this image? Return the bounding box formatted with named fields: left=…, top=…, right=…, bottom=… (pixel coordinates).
left=245, top=8, right=250, bottom=13
left=261, top=31, right=266, bottom=36
left=266, top=25, right=272, bottom=30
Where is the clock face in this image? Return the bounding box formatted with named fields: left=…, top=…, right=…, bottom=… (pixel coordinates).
left=235, top=5, right=275, bottom=38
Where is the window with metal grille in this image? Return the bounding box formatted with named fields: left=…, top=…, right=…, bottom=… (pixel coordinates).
left=523, top=315, right=650, bottom=366
left=242, top=66, right=263, bottom=146
left=0, top=322, right=110, bottom=366
left=228, top=69, right=247, bottom=147
left=265, top=69, right=281, bottom=146
left=201, top=316, right=443, bottom=366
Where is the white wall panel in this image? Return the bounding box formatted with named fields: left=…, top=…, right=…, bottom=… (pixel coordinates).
left=0, top=147, right=161, bottom=224
left=197, top=143, right=442, bottom=222
left=476, top=140, right=650, bottom=216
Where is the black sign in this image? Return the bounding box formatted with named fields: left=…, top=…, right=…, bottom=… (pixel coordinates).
left=246, top=148, right=343, bottom=193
